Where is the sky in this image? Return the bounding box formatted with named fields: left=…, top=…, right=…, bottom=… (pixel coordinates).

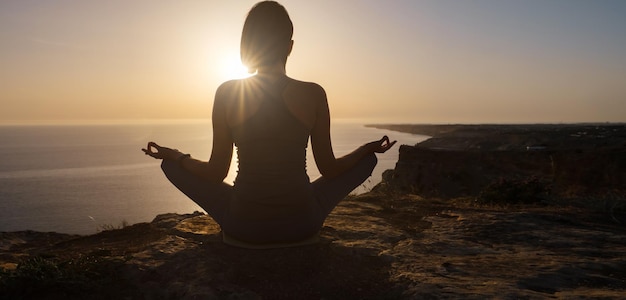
left=1, top=0, right=625, bottom=124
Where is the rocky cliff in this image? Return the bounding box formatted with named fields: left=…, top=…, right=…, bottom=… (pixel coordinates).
left=373, top=124, right=626, bottom=201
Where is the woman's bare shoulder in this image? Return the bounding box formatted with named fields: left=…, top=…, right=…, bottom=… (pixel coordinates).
left=216, top=79, right=244, bottom=95
left=215, top=79, right=259, bottom=104
left=286, top=78, right=326, bottom=100
left=288, top=78, right=323, bottom=90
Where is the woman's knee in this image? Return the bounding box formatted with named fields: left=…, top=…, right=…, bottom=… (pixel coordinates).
left=160, top=159, right=187, bottom=183
left=161, top=159, right=185, bottom=175
left=350, top=152, right=377, bottom=182
left=362, top=152, right=377, bottom=174
left=160, top=159, right=174, bottom=172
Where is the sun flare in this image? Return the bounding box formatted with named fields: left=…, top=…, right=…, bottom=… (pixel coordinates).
left=220, top=55, right=251, bottom=80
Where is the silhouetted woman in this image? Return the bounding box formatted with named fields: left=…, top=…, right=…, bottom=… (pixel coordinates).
left=143, top=1, right=395, bottom=245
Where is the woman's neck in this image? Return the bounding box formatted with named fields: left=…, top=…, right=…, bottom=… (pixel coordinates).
left=256, top=64, right=286, bottom=77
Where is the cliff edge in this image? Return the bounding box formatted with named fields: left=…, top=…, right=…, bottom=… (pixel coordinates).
left=371, top=124, right=626, bottom=201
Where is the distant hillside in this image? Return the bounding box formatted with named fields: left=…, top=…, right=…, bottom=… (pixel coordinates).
left=367, top=123, right=626, bottom=151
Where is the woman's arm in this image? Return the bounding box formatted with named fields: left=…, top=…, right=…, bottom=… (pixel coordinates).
left=310, top=85, right=396, bottom=179
left=142, top=83, right=234, bottom=183
left=179, top=86, right=233, bottom=182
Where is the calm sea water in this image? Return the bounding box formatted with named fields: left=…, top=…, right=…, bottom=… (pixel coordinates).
left=0, top=121, right=425, bottom=234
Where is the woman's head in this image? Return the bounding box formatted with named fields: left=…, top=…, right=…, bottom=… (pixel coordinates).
left=240, top=1, right=293, bottom=73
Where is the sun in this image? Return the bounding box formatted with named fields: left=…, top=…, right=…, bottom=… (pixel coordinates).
left=219, top=54, right=252, bottom=80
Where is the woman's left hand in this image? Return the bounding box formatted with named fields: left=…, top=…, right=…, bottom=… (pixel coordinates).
left=142, top=142, right=183, bottom=160
left=366, top=135, right=397, bottom=154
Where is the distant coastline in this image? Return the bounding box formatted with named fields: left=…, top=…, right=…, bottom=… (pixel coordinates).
left=366, top=123, right=626, bottom=151
left=367, top=123, right=626, bottom=137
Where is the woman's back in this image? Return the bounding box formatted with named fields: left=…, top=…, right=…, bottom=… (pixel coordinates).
left=225, top=76, right=319, bottom=221
left=224, top=75, right=323, bottom=130
left=230, top=76, right=309, bottom=187
left=219, top=75, right=325, bottom=242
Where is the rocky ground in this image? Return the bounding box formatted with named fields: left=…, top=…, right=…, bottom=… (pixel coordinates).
left=2, top=192, right=625, bottom=299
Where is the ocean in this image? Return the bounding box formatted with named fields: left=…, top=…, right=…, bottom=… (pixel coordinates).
left=0, top=121, right=426, bottom=234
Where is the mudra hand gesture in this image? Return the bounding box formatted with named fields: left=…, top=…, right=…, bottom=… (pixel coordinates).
left=142, top=142, right=185, bottom=161
left=366, top=135, right=397, bottom=154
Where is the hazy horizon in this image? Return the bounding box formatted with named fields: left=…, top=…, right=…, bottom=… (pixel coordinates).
left=2, top=117, right=624, bottom=127
left=2, top=0, right=625, bottom=124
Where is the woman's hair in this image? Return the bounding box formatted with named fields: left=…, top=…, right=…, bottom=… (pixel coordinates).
left=240, top=1, right=293, bottom=73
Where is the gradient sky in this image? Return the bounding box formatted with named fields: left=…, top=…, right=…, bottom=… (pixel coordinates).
left=1, top=0, right=625, bottom=124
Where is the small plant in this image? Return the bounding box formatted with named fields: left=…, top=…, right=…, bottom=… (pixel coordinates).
left=476, top=176, right=551, bottom=205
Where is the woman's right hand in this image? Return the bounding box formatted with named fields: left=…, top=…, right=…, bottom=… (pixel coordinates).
left=142, top=142, right=183, bottom=160
left=365, top=135, right=397, bottom=154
